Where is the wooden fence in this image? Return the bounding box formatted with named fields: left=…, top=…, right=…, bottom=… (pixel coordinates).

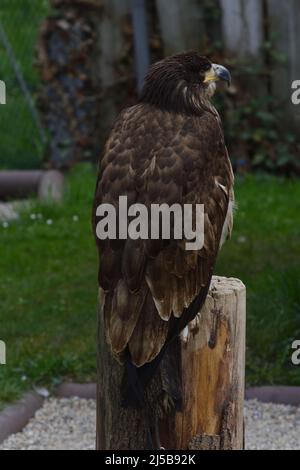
left=78, top=0, right=300, bottom=131
left=155, top=0, right=300, bottom=129
left=40, top=0, right=300, bottom=168
left=220, top=0, right=300, bottom=128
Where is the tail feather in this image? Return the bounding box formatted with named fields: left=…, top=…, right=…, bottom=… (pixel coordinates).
left=121, top=351, right=146, bottom=407
left=121, top=275, right=213, bottom=408
left=121, top=346, right=167, bottom=408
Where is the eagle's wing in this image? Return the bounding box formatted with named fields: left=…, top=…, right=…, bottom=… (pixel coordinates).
left=93, top=103, right=233, bottom=367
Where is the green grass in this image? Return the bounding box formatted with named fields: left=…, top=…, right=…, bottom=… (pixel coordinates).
left=0, top=166, right=300, bottom=409
left=217, top=174, right=300, bottom=386
left=0, top=165, right=98, bottom=408
left=0, top=1, right=49, bottom=169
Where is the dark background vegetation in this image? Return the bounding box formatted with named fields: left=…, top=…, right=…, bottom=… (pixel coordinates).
left=0, top=0, right=299, bottom=407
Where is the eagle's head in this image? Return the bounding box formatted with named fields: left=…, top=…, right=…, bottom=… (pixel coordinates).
left=140, top=51, right=231, bottom=116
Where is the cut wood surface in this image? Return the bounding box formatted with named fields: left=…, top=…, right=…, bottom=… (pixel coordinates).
left=96, top=276, right=246, bottom=450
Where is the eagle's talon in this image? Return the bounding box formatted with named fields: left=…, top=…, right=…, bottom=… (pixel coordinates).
left=180, top=325, right=190, bottom=343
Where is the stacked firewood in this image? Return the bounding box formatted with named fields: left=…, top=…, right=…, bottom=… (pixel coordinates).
left=37, top=0, right=103, bottom=169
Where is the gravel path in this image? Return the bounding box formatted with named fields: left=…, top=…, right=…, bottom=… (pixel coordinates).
left=0, top=398, right=96, bottom=450
left=0, top=398, right=299, bottom=450
left=245, top=400, right=300, bottom=450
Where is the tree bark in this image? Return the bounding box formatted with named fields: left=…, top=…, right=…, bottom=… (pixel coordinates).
left=96, top=276, right=246, bottom=450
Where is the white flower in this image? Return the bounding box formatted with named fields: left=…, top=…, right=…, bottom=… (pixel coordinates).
left=2, top=222, right=9, bottom=228
left=30, top=213, right=37, bottom=220
left=72, top=215, right=79, bottom=222
left=46, top=219, right=53, bottom=225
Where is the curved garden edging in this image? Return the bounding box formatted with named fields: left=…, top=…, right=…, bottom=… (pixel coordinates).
left=0, top=393, right=44, bottom=444
left=1, top=384, right=300, bottom=445
left=246, top=386, right=300, bottom=406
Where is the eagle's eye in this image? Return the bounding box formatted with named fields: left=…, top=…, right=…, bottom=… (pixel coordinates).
left=201, top=62, right=212, bottom=72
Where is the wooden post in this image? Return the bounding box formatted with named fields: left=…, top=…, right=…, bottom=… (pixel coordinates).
left=160, top=276, right=246, bottom=450
left=96, top=276, right=246, bottom=450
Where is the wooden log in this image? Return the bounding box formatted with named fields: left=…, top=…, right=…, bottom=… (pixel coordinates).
left=0, top=170, right=64, bottom=202
left=96, top=276, right=246, bottom=450
left=0, top=171, right=43, bottom=200
left=38, top=170, right=65, bottom=202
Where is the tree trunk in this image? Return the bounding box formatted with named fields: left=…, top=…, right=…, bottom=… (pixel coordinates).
left=96, top=276, right=246, bottom=450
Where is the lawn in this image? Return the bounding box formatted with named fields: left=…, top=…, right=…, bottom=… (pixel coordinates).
left=217, top=173, right=300, bottom=385
left=0, top=165, right=98, bottom=408
left=0, top=165, right=300, bottom=409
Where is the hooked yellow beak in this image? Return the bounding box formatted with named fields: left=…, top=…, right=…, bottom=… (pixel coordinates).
left=204, top=63, right=231, bottom=86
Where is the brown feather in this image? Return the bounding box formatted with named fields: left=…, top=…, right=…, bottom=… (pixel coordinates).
left=128, top=291, right=169, bottom=367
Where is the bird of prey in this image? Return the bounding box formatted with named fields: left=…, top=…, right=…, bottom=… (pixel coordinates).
left=93, top=52, right=234, bottom=412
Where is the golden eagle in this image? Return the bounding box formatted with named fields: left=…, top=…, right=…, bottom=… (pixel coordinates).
left=93, top=52, right=234, bottom=411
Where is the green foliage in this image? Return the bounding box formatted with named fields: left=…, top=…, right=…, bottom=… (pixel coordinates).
left=219, top=90, right=300, bottom=174
left=210, top=34, right=300, bottom=175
